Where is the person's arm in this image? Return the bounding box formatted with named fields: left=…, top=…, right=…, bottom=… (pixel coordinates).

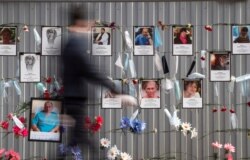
left=135, top=35, right=140, bottom=45
left=148, top=36, right=153, bottom=45
left=50, top=113, right=60, bottom=133
left=100, top=33, right=109, bottom=43
left=31, top=114, right=40, bottom=132
left=50, top=126, right=60, bottom=133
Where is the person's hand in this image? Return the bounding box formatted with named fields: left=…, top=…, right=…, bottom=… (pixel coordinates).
left=114, top=94, right=138, bottom=107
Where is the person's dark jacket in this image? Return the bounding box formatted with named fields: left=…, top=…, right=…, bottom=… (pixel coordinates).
left=62, top=32, right=117, bottom=99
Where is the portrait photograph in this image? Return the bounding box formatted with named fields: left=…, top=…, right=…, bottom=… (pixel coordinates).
left=139, top=79, right=161, bottom=109
left=42, top=26, right=62, bottom=55
left=20, top=53, right=41, bottom=83
left=28, top=98, right=62, bottom=142
left=210, top=52, right=231, bottom=82
left=92, top=27, right=112, bottom=56
left=232, top=25, right=250, bottom=54
left=173, top=26, right=193, bottom=56
left=0, top=27, right=17, bottom=55
left=182, top=79, right=202, bottom=109
left=133, top=26, right=154, bottom=56
left=102, top=80, right=122, bottom=108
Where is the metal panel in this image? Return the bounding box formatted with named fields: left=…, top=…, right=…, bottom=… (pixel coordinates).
left=0, top=1, right=249, bottom=159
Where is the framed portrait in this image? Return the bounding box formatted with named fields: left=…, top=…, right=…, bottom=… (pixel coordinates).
left=20, top=53, right=41, bottom=83
left=172, top=25, right=193, bottom=56
left=182, top=79, right=202, bottom=109
left=139, top=79, right=161, bottom=109
left=133, top=26, right=154, bottom=56
left=209, top=51, right=231, bottom=82
left=42, top=26, right=62, bottom=55
left=28, top=98, right=63, bottom=142
left=232, top=25, right=250, bottom=54
left=0, top=27, right=17, bottom=56
left=102, top=80, right=122, bottom=108
left=92, top=26, right=112, bottom=56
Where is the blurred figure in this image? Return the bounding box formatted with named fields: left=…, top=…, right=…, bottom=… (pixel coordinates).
left=31, top=101, right=60, bottom=132
left=183, top=81, right=200, bottom=98
left=234, top=27, right=250, bottom=43
left=174, top=27, right=192, bottom=44
left=142, top=80, right=160, bottom=98
left=61, top=5, right=119, bottom=160
left=135, top=27, right=153, bottom=45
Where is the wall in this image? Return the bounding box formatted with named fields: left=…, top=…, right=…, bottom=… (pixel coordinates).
left=0, top=1, right=249, bottom=159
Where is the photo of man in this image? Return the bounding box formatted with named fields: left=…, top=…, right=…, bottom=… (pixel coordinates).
left=94, top=28, right=110, bottom=45
left=92, top=27, right=112, bottom=55
left=210, top=54, right=230, bottom=70
left=232, top=25, right=250, bottom=54
left=135, top=27, right=153, bottom=46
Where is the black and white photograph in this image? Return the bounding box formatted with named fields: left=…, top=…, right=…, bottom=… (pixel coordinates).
left=139, top=80, right=161, bottom=109
left=0, top=27, right=17, bottom=55
left=210, top=52, right=231, bottom=81
left=232, top=25, right=250, bottom=54
left=28, top=98, right=62, bottom=142
left=92, top=27, right=112, bottom=56
left=42, top=27, right=62, bottom=55
left=102, top=80, right=122, bottom=108
left=173, top=26, right=193, bottom=56
left=133, top=26, right=154, bottom=56
left=182, top=79, right=202, bottom=109
left=20, top=53, right=41, bottom=82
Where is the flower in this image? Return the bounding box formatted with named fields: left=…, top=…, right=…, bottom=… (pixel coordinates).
left=212, top=141, right=223, bottom=149
left=84, top=116, right=92, bottom=129
left=90, top=123, right=102, bottom=133
left=95, top=116, right=103, bottom=125
left=230, top=109, right=235, bottom=113
left=5, top=149, right=20, bottom=160
left=212, top=107, right=218, bottom=113
left=18, top=117, right=26, bottom=123
left=100, top=138, right=111, bottom=148
left=0, top=121, right=9, bottom=130
left=224, top=143, right=235, bottom=153
left=247, top=101, right=250, bottom=107
left=204, top=25, right=213, bottom=31
left=119, top=152, right=132, bottom=160
left=23, top=25, right=29, bottom=32
left=20, top=128, right=28, bottom=137
left=130, top=119, right=146, bottom=134
left=107, top=145, right=119, bottom=160
left=191, top=128, right=198, bottom=139
left=221, top=106, right=227, bottom=112
left=0, top=148, right=5, bottom=158
left=120, top=117, right=130, bottom=129
left=70, top=145, right=83, bottom=160
left=12, top=126, right=21, bottom=137
left=181, top=122, right=191, bottom=134
left=58, top=144, right=68, bottom=156
left=7, top=113, right=14, bottom=120
left=45, top=77, right=52, bottom=83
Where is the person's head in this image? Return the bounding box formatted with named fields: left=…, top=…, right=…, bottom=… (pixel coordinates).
left=240, top=27, right=248, bottom=37
left=179, top=28, right=187, bottom=38
left=218, top=55, right=229, bottom=67
left=0, top=28, right=12, bottom=44
left=141, top=28, right=149, bottom=37
left=25, top=55, right=35, bottom=66
left=142, top=80, right=159, bottom=98
left=43, top=101, right=53, bottom=113
left=46, top=29, right=57, bottom=42
left=101, top=28, right=105, bottom=34
left=184, top=81, right=199, bottom=96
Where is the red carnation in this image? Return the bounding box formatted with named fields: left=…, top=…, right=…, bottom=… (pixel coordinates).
left=20, top=128, right=28, bottom=137
left=200, top=57, right=205, bottom=61
left=44, top=90, right=50, bottom=99
left=84, top=116, right=91, bottom=129
left=45, top=77, right=52, bottom=84
left=247, top=102, right=250, bottom=107
left=95, top=116, right=103, bottom=125
left=7, top=113, right=14, bottom=120
left=90, top=123, right=102, bottom=133
left=230, top=109, right=235, bottom=113
left=221, top=106, right=227, bottom=112
left=12, top=125, right=21, bottom=136
left=0, top=121, right=9, bottom=130
left=132, top=79, right=138, bottom=85
left=204, top=25, right=213, bottom=31
left=212, top=108, right=217, bottom=113
left=18, top=117, right=26, bottom=123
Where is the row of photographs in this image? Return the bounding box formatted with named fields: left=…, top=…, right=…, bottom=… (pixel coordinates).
left=0, top=25, right=250, bottom=56
left=19, top=51, right=231, bottom=83
left=103, top=79, right=202, bottom=109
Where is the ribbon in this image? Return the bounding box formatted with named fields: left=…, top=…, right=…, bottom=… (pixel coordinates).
left=188, top=72, right=205, bottom=79
left=186, top=56, right=196, bottom=77
left=36, top=82, right=47, bottom=93
left=128, top=60, right=137, bottom=78
left=214, top=82, right=219, bottom=97
left=124, top=31, right=133, bottom=52
left=13, top=80, right=21, bottom=96
left=0, top=80, right=8, bottom=97
left=164, top=107, right=181, bottom=127
left=128, top=80, right=137, bottom=97
left=130, top=109, right=139, bottom=121
left=115, top=55, right=124, bottom=70
left=229, top=76, right=236, bottom=93
left=230, top=113, right=238, bottom=129
left=162, top=78, right=173, bottom=94
left=54, top=76, right=61, bottom=91
left=174, top=80, right=181, bottom=101
left=33, top=28, right=41, bottom=51
left=235, top=74, right=250, bottom=96
left=154, top=52, right=163, bottom=72
left=123, top=53, right=129, bottom=71
left=12, top=115, right=24, bottom=129
left=235, top=74, right=250, bottom=82
left=153, top=27, right=163, bottom=48
left=162, top=55, right=169, bottom=74
left=200, top=50, right=206, bottom=69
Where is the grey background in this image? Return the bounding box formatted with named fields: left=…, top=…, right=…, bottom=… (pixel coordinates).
left=0, top=0, right=250, bottom=159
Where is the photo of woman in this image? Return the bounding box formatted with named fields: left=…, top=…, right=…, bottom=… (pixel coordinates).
left=183, top=81, right=201, bottom=98
left=173, top=27, right=192, bottom=44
